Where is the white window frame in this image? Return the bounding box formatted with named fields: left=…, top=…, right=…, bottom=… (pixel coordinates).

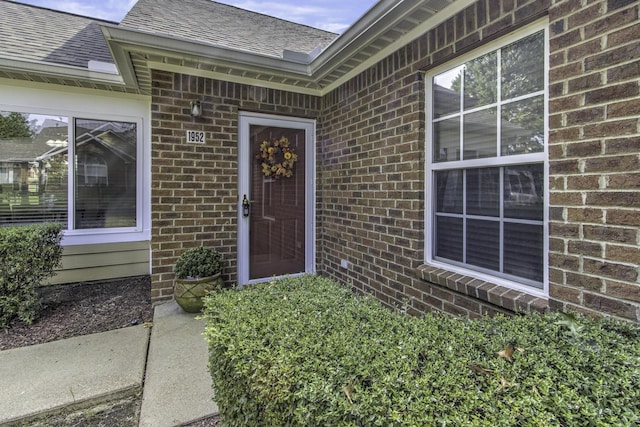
left=424, top=20, right=549, bottom=298
left=0, top=78, right=151, bottom=246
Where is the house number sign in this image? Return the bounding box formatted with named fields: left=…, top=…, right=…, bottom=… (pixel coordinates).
left=186, top=130, right=205, bottom=144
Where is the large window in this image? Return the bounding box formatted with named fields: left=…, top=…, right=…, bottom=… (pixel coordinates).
left=426, top=26, right=547, bottom=293
left=74, top=119, right=137, bottom=229
left=0, top=112, right=140, bottom=233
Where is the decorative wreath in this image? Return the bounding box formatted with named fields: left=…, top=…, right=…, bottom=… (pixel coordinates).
left=256, top=136, right=298, bottom=179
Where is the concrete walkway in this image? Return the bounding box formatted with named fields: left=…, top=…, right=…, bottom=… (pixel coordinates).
left=139, top=301, right=218, bottom=427
left=0, top=301, right=218, bottom=426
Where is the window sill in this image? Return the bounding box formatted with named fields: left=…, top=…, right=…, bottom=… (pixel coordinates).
left=416, top=264, right=549, bottom=314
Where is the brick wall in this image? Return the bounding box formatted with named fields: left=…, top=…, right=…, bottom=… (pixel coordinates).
left=150, top=70, right=321, bottom=300
left=150, top=0, right=640, bottom=321
left=547, top=0, right=640, bottom=321
left=319, top=0, right=640, bottom=321
left=318, top=42, right=427, bottom=315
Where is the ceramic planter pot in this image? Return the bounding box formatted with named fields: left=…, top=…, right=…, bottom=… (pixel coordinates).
left=174, top=273, right=223, bottom=313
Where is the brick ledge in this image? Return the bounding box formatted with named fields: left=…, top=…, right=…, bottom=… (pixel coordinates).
left=416, top=264, right=549, bottom=314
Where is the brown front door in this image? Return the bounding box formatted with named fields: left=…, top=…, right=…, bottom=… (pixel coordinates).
left=238, top=113, right=315, bottom=285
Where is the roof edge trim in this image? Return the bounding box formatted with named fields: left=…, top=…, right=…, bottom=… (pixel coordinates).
left=102, top=24, right=314, bottom=76
left=0, top=56, right=125, bottom=85
left=316, top=0, right=474, bottom=94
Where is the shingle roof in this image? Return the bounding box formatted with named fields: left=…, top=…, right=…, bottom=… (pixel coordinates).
left=120, top=0, right=338, bottom=58
left=0, top=0, right=114, bottom=68
left=0, top=137, right=54, bottom=162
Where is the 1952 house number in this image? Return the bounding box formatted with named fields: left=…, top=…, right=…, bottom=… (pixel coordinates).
left=186, top=130, right=205, bottom=144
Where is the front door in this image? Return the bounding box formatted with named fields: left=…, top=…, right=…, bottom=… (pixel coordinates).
left=237, top=112, right=315, bottom=285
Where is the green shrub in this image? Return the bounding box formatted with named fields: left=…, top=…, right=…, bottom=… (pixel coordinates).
left=203, top=275, right=640, bottom=426
left=174, top=246, right=224, bottom=279
left=0, top=223, right=64, bottom=328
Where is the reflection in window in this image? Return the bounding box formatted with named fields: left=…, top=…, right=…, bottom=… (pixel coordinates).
left=463, top=109, right=497, bottom=159
left=466, top=168, right=499, bottom=217
left=433, top=65, right=462, bottom=118
left=75, top=119, right=137, bottom=229
left=464, top=52, right=497, bottom=110
left=436, top=170, right=463, bottom=214
left=502, top=32, right=545, bottom=99
left=501, top=96, right=544, bottom=155
left=79, top=153, right=108, bottom=186
left=0, top=113, right=139, bottom=231
left=432, top=30, right=545, bottom=162
left=504, top=164, right=544, bottom=221
left=0, top=112, right=69, bottom=226
left=429, top=29, right=546, bottom=290
left=434, top=118, right=460, bottom=162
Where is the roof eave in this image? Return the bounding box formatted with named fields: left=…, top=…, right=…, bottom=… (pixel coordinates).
left=1, top=0, right=473, bottom=96
left=101, top=24, right=314, bottom=76
left=0, top=56, right=125, bottom=87
left=310, top=0, right=473, bottom=92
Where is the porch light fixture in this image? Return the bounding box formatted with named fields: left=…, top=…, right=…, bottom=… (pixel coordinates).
left=190, top=100, right=202, bottom=117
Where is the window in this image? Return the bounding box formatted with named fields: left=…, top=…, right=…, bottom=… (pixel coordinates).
left=0, top=112, right=141, bottom=234
left=0, top=113, right=69, bottom=226
left=74, top=119, right=137, bottom=229
left=426, top=26, right=547, bottom=293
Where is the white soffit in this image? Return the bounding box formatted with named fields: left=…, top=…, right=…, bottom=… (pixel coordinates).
left=101, top=0, right=472, bottom=96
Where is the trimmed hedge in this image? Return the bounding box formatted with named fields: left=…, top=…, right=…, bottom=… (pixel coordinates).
left=203, top=275, right=640, bottom=426
left=0, top=223, right=64, bottom=328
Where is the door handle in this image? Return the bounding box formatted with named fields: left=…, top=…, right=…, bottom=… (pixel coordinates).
left=242, top=194, right=250, bottom=217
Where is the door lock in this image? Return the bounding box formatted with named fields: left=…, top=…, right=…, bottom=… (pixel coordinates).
left=242, top=194, right=250, bottom=217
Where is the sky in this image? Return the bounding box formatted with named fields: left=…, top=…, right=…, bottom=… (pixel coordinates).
left=15, top=0, right=378, bottom=33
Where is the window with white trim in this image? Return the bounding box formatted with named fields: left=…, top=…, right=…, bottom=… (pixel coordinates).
left=0, top=112, right=142, bottom=234
left=426, top=25, right=548, bottom=293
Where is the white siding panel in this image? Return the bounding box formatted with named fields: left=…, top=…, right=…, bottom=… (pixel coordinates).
left=46, top=241, right=150, bottom=285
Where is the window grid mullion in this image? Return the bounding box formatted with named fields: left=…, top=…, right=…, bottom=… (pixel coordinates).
left=499, top=167, right=505, bottom=275
left=462, top=169, right=467, bottom=264
left=460, top=64, right=465, bottom=162
left=461, top=64, right=467, bottom=263
left=496, top=49, right=504, bottom=272
left=433, top=90, right=544, bottom=124
left=497, top=48, right=503, bottom=159
left=68, top=118, right=76, bottom=230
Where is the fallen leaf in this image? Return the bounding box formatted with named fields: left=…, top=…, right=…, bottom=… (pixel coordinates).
left=342, top=380, right=355, bottom=405
left=498, top=344, right=515, bottom=362
left=469, top=364, right=494, bottom=375
left=143, top=322, right=153, bottom=328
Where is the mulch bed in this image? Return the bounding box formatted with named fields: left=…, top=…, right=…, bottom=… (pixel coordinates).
left=1, top=276, right=153, bottom=351
left=0, top=276, right=223, bottom=426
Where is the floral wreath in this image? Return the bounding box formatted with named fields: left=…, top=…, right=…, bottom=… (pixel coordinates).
left=256, top=136, right=298, bottom=179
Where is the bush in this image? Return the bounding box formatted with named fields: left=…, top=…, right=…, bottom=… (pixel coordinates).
left=203, top=275, right=640, bottom=426
left=174, top=246, right=224, bottom=279
left=0, top=223, right=64, bottom=328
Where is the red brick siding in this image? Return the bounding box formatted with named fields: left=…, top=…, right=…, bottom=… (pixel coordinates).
left=547, top=0, right=640, bottom=321
left=150, top=70, right=321, bottom=300
left=319, top=0, right=639, bottom=321
left=318, top=44, right=427, bottom=313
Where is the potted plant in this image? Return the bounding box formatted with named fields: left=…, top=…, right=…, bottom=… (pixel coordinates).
left=173, top=246, right=224, bottom=313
